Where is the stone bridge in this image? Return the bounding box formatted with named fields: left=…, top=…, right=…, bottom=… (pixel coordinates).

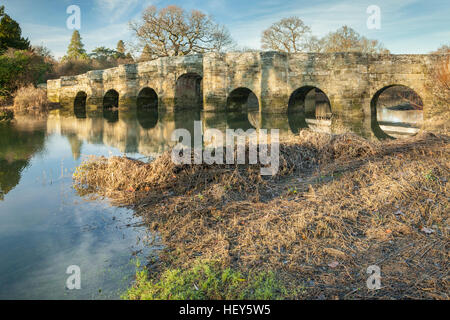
left=47, top=52, right=444, bottom=121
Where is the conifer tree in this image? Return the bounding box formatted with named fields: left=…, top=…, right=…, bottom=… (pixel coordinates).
left=66, top=30, right=87, bottom=59
left=0, top=5, right=30, bottom=53
left=115, top=40, right=126, bottom=59
left=139, top=44, right=152, bottom=62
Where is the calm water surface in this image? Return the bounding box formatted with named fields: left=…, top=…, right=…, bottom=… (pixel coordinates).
left=0, top=105, right=422, bottom=299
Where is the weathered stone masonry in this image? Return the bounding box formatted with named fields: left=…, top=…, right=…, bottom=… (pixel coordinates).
left=47, top=52, right=445, bottom=119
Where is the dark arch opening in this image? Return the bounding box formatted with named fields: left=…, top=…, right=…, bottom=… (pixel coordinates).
left=226, top=88, right=259, bottom=130
left=287, top=86, right=332, bottom=134
left=74, top=91, right=87, bottom=119
left=226, top=87, right=259, bottom=112
left=371, top=85, right=423, bottom=139
left=137, top=87, right=158, bottom=129
left=175, top=73, right=203, bottom=109
left=103, top=89, right=119, bottom=123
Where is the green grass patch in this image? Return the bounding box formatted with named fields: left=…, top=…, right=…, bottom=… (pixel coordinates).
left=122, top=260, right=290, bottom=300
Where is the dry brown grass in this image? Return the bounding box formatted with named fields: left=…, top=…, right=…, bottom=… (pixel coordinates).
left=13, top=85, right=50, bottom=113
left=425, top=55, right=450, bottom=133
left=74, top=131, right=449, bottom=299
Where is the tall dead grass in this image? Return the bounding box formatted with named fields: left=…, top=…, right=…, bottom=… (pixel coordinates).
left=73, top=131, right=449, bottom=299
left=13, top=85, right=49, bottom=113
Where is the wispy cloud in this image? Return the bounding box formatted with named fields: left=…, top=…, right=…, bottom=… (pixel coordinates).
left=5, top=0, right=449, bottom=56
left=94, top=0, right=152, bottom=23
left=225, top=0, right=449, bottom=53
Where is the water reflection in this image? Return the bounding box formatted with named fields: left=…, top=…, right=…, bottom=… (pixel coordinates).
left=46, top=105, right=420, bottom=161
left=288, top=86, right=333, bottom=134
left=0, top=115, right=157, bottom=300
left=0, top=101, right=427, bottom=299
left=0, top=121, right=46, bottom=200
left=377, top=108, right=423, bottom=138
left=74, top=92, right=87, bottom=119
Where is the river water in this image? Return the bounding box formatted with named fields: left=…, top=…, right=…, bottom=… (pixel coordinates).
left=0, top=105, right=422, bottom=299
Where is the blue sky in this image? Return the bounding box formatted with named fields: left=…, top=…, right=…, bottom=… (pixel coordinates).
left=1, top=0, right=449, bottom=58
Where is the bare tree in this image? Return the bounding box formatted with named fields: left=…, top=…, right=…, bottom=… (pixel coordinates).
left=261, top=17, right=312, bottom=53
left=431, top=44, right=450, bottom=54
left=319, top=25, right=389, bottom=54
left=129, top=5, right=234, bottom=59
left=210, top=25, right=235, bottom=52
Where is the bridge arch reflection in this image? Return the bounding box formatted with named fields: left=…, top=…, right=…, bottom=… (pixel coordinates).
left=371, top=85, right=423, bottom=139
left=288, top=86, right=332, bottom=134
left=137, top=87, right=158, bottom=129
left=103, top=89, right=119, bottom=123
left=74, top=91, right=87, bottom=119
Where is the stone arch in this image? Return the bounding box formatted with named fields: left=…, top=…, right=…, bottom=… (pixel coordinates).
left=370, top=84, right=424, bottom=139
left=175, top=73, right=203, bottom=109
left=226, top=87, right=260, bottom=130
left=74, top=91, right=87, bottom=119
left=226, top=87, right=260, bottom=112
left=103, top=89, right=119, bottom=123
left=287, top=86, right=332, bottom=134
left=137, top=87, right=158, bottom=129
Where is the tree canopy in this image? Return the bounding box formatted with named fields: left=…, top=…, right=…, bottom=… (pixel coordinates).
left=116, top=40, right=126, bottom=59
left=318, top=26, right=389, bottom=54
left=261, top=18, right=389, bottom=54
left=0, top=5, right=30, bottom=53
left=130, top=5, right=234, bottom=59
left=89, top=46, right=117, bottom=62
left=261, top=17, right=313, bottom=53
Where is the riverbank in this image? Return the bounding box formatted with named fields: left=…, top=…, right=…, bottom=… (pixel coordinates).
left=0, top=107, right=13, bottom=122
left=73, top=130, right=449, bottom=300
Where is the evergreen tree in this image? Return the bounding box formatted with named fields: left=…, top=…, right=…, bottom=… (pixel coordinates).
left=115, top=40, right=126, bottom=59
left=139, top=44, right=152, bottom=62
left=66, top=30, right=87, bottom=60
left=0, top=5, right=30, bottom=53
left=90, top=46, right=116, bottom=62
left=116, top=40, right=125, bottom=54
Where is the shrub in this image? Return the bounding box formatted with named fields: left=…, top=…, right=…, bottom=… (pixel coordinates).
left=435, top=56, right=450, bottom=94
left=50, top=58, right=93, bottom=78
left=425, top=54, right=450, bottom=133
left=13, top=85, right=49, bottom=112
left=0, top=48, right=52, bottom=97
left=0, top=107, right=13, bottom=121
